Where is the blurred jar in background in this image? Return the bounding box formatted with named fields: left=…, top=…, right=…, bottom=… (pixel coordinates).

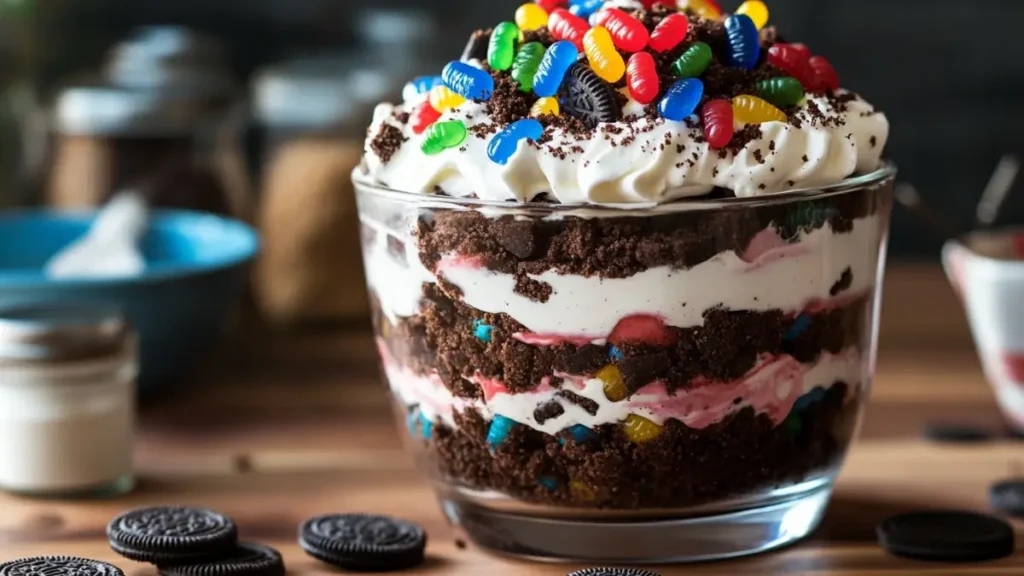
left=252, top=56, right=387, bottom=326
left=46, top=26, right=251, bottom=221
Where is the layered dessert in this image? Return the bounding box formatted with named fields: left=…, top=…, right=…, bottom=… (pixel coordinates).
left=357, top=0, right=891, bottom=512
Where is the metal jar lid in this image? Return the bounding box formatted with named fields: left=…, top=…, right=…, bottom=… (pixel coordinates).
left=0, top=304, right=133, bottom=365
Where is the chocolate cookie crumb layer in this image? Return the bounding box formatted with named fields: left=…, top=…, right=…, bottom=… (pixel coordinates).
left=423, top=383, right=853, bottom=509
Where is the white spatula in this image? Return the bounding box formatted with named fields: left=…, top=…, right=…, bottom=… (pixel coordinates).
left=46, top=191, right=149, bottom=279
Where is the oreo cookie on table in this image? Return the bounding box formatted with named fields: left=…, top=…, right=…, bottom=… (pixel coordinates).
left=877, top=510, right=1014, bottom=562
left=0, top=557, right=124, bottom=576
left=158, top=543, right=284, bottom=576
left=299, top=513, right=426, bottom=571
left=569, top=565, right=663, bottom=569
left=558, top=62, right=620, bottom=129
left=107, top=506, right=238, bottom=565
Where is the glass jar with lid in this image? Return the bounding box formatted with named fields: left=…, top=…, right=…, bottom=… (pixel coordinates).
left=45, top=26, right=251, bottom=221
left=0, top=304, right=137, bottom=498
left=251, top=56, right=387, bottom=325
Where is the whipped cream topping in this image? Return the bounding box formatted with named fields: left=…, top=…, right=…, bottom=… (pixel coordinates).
left=364, top=91, right=887, bottom=204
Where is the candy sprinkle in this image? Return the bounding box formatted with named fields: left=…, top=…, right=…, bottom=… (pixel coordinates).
left=724, top=14, right=760, bottom=70
left=671, top=41, right=712, bottom=78
left=429, top=85, right=466, bottom=112
left=512, top=42, right=546, bottom=92
left=736, top=0, right=770, bottom=30
left=658, top=78, right=704, bottom=121
left=488, top=22, right=519, bottom=72
left=488, top=118, right=544, bottom=165
left=583, top=26, right=626, bottom=83
left=732, top=94, right=787, bottom=124
left=442, top=60, right=495, bottom=101
left=515, top=3, right=549, bottom=31
left=530, top=96, right=560, bottom=117
left=756, top=77, right=805, bottom=107
left=421, top=121, right=467, bottom=155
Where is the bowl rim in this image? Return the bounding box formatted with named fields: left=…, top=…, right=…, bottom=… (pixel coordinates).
left=0, top=208, right=260, bottom=288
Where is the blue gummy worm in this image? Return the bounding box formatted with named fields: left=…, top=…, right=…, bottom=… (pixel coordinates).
left=442, top=60, right=495, bottom=101
left=658, top=78, right=704, bottom=121
left=487, top=118, right=545, bottom=165
left=725, top=14, right=760, bottom=70
left=534, top=41, right=579, bottom=98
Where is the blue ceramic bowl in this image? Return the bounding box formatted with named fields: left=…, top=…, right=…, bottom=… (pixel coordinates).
left=0, top=209, right=259, bottom=396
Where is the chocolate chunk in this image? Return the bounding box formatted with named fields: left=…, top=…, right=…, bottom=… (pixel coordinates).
left=829, top=267, right=853, bottom=296
left=492, top=217, right=537, bottom=258
left=514, top=274, right=553, bottom=303
left=557, top=390, right=599, bottom=416
left=533, top=401, right=565, bottom=425
left=558, top=63, right=620, bottom=129
left=555, top=345, right=609, bottom=375
left=618, top=352, right=671, bottom=391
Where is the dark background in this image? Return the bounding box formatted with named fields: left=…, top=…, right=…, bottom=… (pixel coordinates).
left=15, top=0, right=1024, bottom=259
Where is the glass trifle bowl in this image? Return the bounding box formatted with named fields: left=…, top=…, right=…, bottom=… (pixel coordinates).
left=355, top=165, right=895, bottom=563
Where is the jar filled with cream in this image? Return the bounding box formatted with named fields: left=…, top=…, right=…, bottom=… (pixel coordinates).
left=0, top=304, right=136, bottom=497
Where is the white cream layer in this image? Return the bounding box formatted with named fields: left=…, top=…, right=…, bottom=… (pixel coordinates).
left=364, top=212, right=883, bottom=337
left=364, top=91, right=888, bottom=203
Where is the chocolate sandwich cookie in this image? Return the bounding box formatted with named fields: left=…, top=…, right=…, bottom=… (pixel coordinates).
left=559, top=63, right=620, bottom=129
left=299, top=513, right=426, bottom=571
left=0, top=557, right=124, bottom=576
left=461, top=30, right=490, bottom=62
left=569, top=565, right=663, bottom=569
left=158, top=543, right=284, bottom=576
left=877, top=510, right=1014, bottom=562
left=107, top=506, right=238, bottom=565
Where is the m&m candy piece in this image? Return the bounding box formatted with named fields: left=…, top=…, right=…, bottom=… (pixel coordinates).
left=569, top=480, right=596, bottom=502
left=597, top=365, right=628, bottom=402
left=767, top=43, right=813, bottom=87
left=515, top=3, right=548, bottom=31
left=736, top=0, right=770, bottom=30
left=649, top=13, right=689, bottom=53
left=732, top=94, right=787, bottom=123
left=512, top=42, right=546, bottom=92
left=534, top=40, right=579, bottom=97
left=725, top=14, right=760, bottom=70
left=538, top=476, right=559, bottom=491
left=487, top=415, right=516, bottom=449
left=682, top=0, right=721, bottom=19
left=472, top=319, right=494, bottom=342
left=609, top=345, right=624, bottom=361
left=428, top=85, right=466, bottom=112
left=488, top=118, right=544, bottom=165
left=701, top=99, right=734, bottom=149
left=421, top=121, right=468, bottom=155
left=402, top=75, right=442, bottom=102
left=411, top=102, right=443, bottom=135
left=671, top=41, right=712, bottom=78
left=569, top=0, right=604, bottom=20
left=592, top=8, right=648, bottom=52
left=488, top=22, right=519, bottom=72
left=583, top=26, right=625, bottom=82
left=536, top=0, right=567, bottom=12
left=548, top=9, right=590, bottom=51
left=530, top=96, right=560, bottom=117
left=623, top=414, right=663, bottom=443
left=442, top=60, right=495, bottom=101
left=626, top=51, right=659, bottom=105
left=566, top=424, right=597, bottom=443
left=757, top=77, right=804, bottom=107
left=784, top=313, right=812, bottom=341
left=808, top=56, right=840, bottom=91
left=658, top=78, right=704, bottom=121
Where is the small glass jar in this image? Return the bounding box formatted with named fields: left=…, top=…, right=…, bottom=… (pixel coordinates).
left=0, top=305, right=137, bottom=498
left=44, top=26, right=250, bottom=221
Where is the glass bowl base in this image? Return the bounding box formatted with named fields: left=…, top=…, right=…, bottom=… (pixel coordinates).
left=441, top=481, right=832, bottom=564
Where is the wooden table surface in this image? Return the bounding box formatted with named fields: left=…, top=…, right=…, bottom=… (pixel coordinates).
left=1, top=266, right=1022, bottom=575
